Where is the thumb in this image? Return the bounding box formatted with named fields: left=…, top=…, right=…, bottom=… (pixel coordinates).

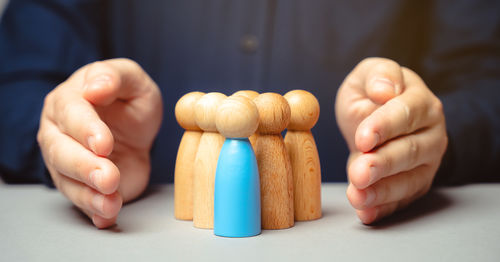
left=363, top=58, right=405, bottom=104
left=82, top=58, right=157, bottom=106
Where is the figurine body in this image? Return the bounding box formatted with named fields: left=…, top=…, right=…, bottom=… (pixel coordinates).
left=214, top=138, right=261, bottom=237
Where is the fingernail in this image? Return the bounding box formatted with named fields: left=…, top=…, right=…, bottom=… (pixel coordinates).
left=364, top=187, right=376, bottom=206
left=88, top=136, right=97, bottom=153
left=372, top=78, right=395, bottom=94
left=92, top=194, right=105, bottom=214
left=89, top=170, right=101, bottom=189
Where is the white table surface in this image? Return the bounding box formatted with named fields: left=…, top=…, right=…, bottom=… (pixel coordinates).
left=1, top=183, right=499, bottom=262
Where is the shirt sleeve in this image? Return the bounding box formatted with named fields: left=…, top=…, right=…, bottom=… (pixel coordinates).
left=422, top=0, right=500, bottom=185
left=0, top=0, right=105, bottom=184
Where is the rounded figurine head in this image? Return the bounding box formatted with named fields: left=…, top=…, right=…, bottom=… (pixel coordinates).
left=284, top=90, right=320, bottom=131
left=232, top=90, right=259, bottom=100
left=253, top=93, right=290, bottom=134
left=195, top=92, right=228, bottom=132
left=175, top=91, right=205, bottom=131
left=216, top=96, right=259, bottom=138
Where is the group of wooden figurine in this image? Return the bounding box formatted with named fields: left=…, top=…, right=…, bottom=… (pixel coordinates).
left=174, top=89, right=322, bottom=236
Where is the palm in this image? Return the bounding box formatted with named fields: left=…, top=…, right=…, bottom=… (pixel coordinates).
left=94, top=85, right=162, bottom=202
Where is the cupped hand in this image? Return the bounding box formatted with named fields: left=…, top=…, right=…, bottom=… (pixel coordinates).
left=335, top=58, right=447, bottom=224
left=37, top=58, right=163, bottom=228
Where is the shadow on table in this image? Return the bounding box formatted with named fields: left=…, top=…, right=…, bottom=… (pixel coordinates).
left=68, top=186, right=169, bottom=233
left=365, top=190, right=453, bottom=229
left=68, top=206, right=123, bottom=233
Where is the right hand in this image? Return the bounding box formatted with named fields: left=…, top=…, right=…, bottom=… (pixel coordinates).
left=37, top=58, right=163, bottom=228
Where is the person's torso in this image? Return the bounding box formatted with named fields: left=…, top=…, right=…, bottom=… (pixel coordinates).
left=102, top=0, right=429, bottom=183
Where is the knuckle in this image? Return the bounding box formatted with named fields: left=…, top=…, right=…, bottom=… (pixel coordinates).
left=56, top=101, right=73, bottom=133
left=380, top=152, right=393, bottom=176
left=373, top=59, right=400, bottom=74
left=401, top=66, right=419, bottom=78
left=115, top=58, right=145, bottom=77
left=360, top=57, right=377, bottom=66
left=341, top=73, right=363, bottom=91
left=43, top=90, right=54, bottom=107
left=85, top=60, right=118, bottom=82
left=407, top=173, right=419, bottom=196
left=430, top=97, right=445, bottom=121
left=42, top=90, right=58, bottom=116
left=379, top=181, right=392, bottom=203
left=392, top=98, right=413, bottom=132
left=361, top=57, right=398, bottom=67
left=119, top=57, right=140, bottom=68
left=78, top=186, right=93, bottom=209
left=88, top=60, right=113, bottom=72
left=433, top=98, right=444, bottom=114
left=46, top=142, right=57, bottom=168
left=404, top=135, right=419, bottom=167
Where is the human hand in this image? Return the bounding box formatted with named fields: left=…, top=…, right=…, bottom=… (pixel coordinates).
left=335, top=58, right=447, bottom=224
left=37, top=59, right=163, bottom=228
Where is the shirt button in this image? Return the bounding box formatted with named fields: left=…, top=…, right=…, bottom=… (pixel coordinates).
left=240, top=34, right=259, bottom=53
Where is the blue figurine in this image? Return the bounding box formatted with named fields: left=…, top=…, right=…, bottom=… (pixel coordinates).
left=214, top=95, right=261, bottom=237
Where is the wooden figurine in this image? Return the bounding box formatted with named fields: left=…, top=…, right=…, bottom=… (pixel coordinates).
left=193, top=92, right=227, bottom=229
left=174, top=91, right=205, bottom=220
left=232, top=90, right=259, bottom=100
left=284, top=90, right=322, bottom=221
left=253, top=93, right=294, bottom=229
left=214, top=96, right=261, bottom=237
left=232, top=90, right=260, bottom=146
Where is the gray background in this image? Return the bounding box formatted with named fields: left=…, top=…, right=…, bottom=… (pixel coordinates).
left=1, top=183, right=499, bottom=262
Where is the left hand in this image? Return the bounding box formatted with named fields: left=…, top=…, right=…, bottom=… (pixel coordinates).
left=335, top=58, right=448, bottom=224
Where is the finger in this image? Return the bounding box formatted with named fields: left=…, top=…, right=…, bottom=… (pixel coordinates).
left=342, top=57, right=404, bottom=104
left=364, top=59, right=404, bottom=104
left=46, top=87, right=114, bottom=157
left=80, top=208, right=118, bottom=229
left=39, top=120, right=120, bottom=194
left=346, top=164, right=435, bottom=209
left=356, top=197, right=415, bottom=225
left=83, top=58, right=158, bottom=106
left=355, top=68, right=444, bottom=152
left=349, top=123, right=446, bottom=189
left=92, top=214, right=118, bottom=229
left=56, top=173, right=122, bottom=219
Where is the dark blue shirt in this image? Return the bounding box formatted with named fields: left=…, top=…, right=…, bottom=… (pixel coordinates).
left=1, top=0, right=499, bottom=185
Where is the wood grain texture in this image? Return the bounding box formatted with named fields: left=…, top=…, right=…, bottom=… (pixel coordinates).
left=215, top=96, right=259, bottom=138
left=192, top=92, right=227, bottom=228
left=192, top=132, right=225, bottom=229
left=174, top=92, right=205, bottom=220
left=285, top=131, right=322, bottom=221
left=249, top=133, right=258, bottom=148
left=174, top=131, right=202, bottom=220
left=253, top=93, right=294, bottom=229
left=232, top=91, right=260, bottom=146
left=254, top=135, right=294, bottom=229
left=284, top=89, right=321, bottom=221
left=232, top=90, right=259, bottom=100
